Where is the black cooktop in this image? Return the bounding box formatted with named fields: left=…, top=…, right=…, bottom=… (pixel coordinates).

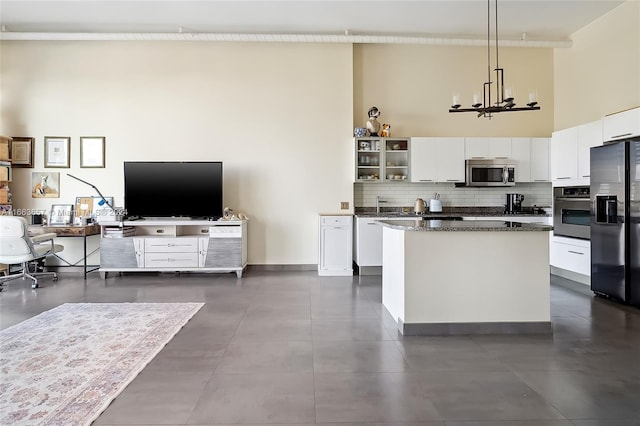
left=422, top=216, right=463, bottom=221
left=503, top=206, right=548, bottom=215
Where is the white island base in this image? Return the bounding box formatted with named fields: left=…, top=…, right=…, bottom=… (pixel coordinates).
left=382, top=224, right=552, bottom=335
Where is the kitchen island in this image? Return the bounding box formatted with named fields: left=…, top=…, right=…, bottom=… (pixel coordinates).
left=381, top=219, right=553, bottom=335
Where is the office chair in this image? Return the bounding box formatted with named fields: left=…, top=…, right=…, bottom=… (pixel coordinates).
left=0, top=216, right=64, bottom=289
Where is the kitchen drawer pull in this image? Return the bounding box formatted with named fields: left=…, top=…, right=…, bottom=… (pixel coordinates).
left=582, top=175, right=590, bottom=177
left=495, top=156, right=509, bottom=159
left=419, top=179, right=434, bottom=182
left=556, top=177, right=572, bottom=180
left=446, top=179, right=460, bottom=182
left=611, top=132, right=632, bottom=139
left=568, top=250, right=584, bottom=255
left=367, top=222, right=380, bottom=225
left=534, top=179, right=548, bottom=182
left=471, top=156, right=485, bottom=159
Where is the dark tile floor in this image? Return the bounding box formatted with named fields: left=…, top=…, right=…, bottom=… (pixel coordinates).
left=1, top=271, right=640, bottom=426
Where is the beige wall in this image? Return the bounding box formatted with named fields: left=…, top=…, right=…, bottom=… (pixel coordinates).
left=354, top=44, right=554, bottom=137
left=554, top=1, right=640, bottom=130
left=2, top=1, right=637, bottom=266
left=0, top=41, right=354, bottom=265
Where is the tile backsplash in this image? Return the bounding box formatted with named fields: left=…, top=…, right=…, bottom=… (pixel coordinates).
left=354, top=182, right=552, bottom=209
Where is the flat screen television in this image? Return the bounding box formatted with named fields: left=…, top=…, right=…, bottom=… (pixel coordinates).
left=123, top=161, right=223, bottom=219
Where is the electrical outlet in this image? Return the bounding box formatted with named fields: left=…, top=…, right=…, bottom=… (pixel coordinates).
left=340, top=201, right=349, bottom=210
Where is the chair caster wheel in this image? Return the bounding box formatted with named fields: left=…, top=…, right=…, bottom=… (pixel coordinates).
left=31, top=283, right=39, bottom=289
left=53, top=276, right=58, bottom=281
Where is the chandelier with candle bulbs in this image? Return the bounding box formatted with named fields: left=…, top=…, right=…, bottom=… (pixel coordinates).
left=449, top=0, right=540, bottom=118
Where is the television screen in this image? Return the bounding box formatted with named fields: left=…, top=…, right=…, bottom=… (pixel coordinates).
left=124, top=162, right=223, bottom=219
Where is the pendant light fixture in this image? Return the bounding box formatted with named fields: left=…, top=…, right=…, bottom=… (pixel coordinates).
left=449, top=0, right=540, bottom=118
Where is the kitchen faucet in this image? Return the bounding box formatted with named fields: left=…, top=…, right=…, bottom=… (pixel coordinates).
left=376, top=196, right=387, bottom=215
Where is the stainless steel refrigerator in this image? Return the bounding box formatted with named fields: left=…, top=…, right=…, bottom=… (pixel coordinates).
left=590, top=138, right=640, bottom=306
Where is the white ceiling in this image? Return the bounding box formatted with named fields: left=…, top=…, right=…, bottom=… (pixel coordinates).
left=0, top=0, right=626, bottom=42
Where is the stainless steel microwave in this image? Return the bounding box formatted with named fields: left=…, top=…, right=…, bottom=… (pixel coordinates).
left=465, top=159, right=516, bottom=187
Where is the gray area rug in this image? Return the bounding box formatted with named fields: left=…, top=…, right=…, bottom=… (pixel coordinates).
left=0, top=302, right=204, bottom=425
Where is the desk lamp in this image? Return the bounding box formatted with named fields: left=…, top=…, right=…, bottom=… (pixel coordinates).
left=67, top=174, right=116, bottom=218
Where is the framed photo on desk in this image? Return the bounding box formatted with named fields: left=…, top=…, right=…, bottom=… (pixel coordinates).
left=50, top=204, right=74, bottom=225
left=75, top=196, right=114, bottom=218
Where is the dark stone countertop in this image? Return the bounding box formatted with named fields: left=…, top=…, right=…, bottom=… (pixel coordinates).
left=355, top=206, right=550, bottom=218
left=379, top=219, right=553, bottom=232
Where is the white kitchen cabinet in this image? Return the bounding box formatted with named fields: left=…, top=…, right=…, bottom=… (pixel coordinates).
left=551, top=127, right=579, bottom=185
left=511, top=138, right=531, bottom=182
left=577, top=119, right=603, bottom=180
left=490, top=137, right=512, bottom=159
left=354, top=216, right=389, bottom=271
left=410, top=137, right=465, bottom=183
left=603, top=106, right=640, bottom=141
left=383, top=138, right=410, bottom=182
left=355, top=137, right=409, bottom=182
left=464, top=137, right=511, bottom=159
left=550, top=236, right=590, bottom=277
left=465, top=137, right=490, bottom=159
left=436, top=137, right=465, bottom=182
left=551, top=121, right=602, bottom=187
left=318, top=215, right=353, bottom=276
left=410, top=137, right=438, bottom=182
left=530, top=138, right=550, bottom=182
left=511, top=137, right=549, bottom=183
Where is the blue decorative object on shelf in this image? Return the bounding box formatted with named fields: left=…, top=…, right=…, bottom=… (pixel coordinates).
left=354, top=127, right=367, bottom=137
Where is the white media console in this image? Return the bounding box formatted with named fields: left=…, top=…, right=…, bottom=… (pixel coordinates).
left=99, top=219, right=248, bottom=278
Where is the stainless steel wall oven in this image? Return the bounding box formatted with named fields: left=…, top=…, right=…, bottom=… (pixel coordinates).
left=553, top=186, right=590, bottom=240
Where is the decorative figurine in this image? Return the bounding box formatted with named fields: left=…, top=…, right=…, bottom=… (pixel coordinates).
left=381, top=123, right=391, bottom=137
left=366, top=106, right=381, bottom=136
left=223, top=207, right=234, bottom=220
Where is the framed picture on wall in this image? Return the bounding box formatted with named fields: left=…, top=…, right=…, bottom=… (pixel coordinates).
left=80, top=136, right=105, bottom=168
left=31, top=171, right=60, bottom=198
left=10, top=137, right=35, bottom=168
left=44, top=136, right=71, bottom=168
left=44, top=136, right=70, bottom=168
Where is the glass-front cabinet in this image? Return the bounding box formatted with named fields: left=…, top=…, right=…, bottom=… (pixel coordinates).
left=355, top=138, right=382, bottom=181
left=355, top=137, right=409, bottom=182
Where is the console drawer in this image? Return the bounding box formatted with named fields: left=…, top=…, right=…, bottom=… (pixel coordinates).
left=144, top=237, right=199, bottom=253
left=144, top=252, right=199, bottom=268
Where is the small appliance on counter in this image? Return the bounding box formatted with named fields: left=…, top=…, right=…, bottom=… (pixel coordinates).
left=414, top=198, right=426, bottom=214
left=505, top=193, right=524, bottom=214
left=429, top=193, right=442, bottom=213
